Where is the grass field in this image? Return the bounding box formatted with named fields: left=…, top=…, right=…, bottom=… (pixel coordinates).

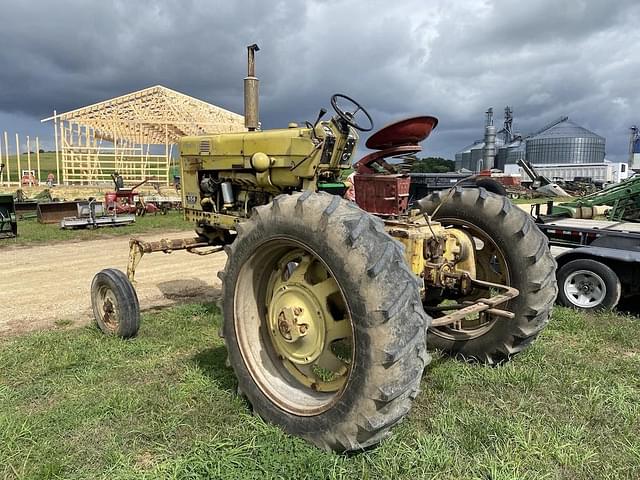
left=1, top=153, right=58, bottom=183
left=1, top=152, right=178, bottom=185
left=0, top=212, right=191, bottom=247
left=1, top=304, right=638, bottom=479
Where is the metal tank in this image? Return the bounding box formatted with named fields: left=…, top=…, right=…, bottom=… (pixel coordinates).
left=470, top=141, right=485, bottom=171
left=506, top=138, right=526, bottom=165
left=455, top=141, right=481, bottom=171
left=525, top=118, right=605, bottom=165
left=495, top=146, right=508, bottom=171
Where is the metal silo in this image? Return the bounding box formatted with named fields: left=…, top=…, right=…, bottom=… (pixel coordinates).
left=461, top=150, right=472, bottom=170
left=456, top=141, right=480, bottom=171
left=470, top=141, right=485, bottom=171
left=454, top=152, right=463, bottom=170
left=495, top=146, right=508, bottom=171
left=507, top=138, right=525, bottom=164
left=525, top=118, right=605, bottom=165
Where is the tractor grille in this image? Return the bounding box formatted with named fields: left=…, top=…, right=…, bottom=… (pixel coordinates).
left=199, top=140, right=211, bottom=154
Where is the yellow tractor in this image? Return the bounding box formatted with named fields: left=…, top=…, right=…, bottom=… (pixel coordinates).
left=91, top=45, right=556, bottom=452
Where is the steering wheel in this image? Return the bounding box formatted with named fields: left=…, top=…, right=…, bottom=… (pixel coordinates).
left=330, top=94, right=374, bottom=132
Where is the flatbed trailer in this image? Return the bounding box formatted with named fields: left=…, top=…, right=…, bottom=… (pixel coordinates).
left=535, top=207, right=640, bottom=311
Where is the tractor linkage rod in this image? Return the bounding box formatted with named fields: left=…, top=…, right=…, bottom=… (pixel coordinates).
left=127, top=237, right=223, bottom=282
left=428, top=278, right=519, bottom=327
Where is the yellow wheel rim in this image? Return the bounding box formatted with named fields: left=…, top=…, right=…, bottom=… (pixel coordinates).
left=265, top=250, right=352, bottom=393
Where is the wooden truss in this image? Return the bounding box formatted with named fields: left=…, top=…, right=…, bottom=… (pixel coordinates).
left=42, top=85, right=245, bottom=185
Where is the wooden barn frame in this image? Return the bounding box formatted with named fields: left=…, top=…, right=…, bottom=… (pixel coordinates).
left=42, top=86, right=245, bottom=185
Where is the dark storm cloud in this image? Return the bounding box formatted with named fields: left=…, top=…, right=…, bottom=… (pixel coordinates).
left=0, top=0, right=638, bottom=159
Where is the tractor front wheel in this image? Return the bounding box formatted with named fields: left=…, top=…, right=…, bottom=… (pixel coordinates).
left=90, top=268, right=140, bottom=338
left=220, top=192, right=429, bottom=452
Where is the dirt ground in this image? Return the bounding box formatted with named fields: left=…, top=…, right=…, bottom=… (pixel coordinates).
left=0, top=201, right=588, bottom=339
left=0, top=231, right=226, bottom=337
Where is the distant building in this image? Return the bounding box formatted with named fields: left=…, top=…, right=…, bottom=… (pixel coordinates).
left=525, top=118, right=605, bottom=165
left=454, top=115, right=623, bottom=183
left=456, top=117, right=605, bottom=171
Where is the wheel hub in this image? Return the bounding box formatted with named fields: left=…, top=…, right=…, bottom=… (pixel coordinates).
left=276, top=306, right=309, bottom=342
left=103, top=298, right=114, bottom=317
left=268, top=284, right=326, bottom=365
left=580, top=282, right=593, bottom=293
left=99, top=290, right=119, bottom=331
left=564, top=269, right=606, bottom=307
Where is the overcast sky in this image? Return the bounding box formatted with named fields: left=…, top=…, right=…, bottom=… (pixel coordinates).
left=0, top=0, right=638, bottom=161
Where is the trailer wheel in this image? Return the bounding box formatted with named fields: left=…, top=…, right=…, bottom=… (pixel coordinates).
left=220, top=192, right=429, bottom=452
left=557, top=259, right=621, bottom=311
left=419, top=187, right=557, bottom=364
left=91, top=268, right=140, bottom=338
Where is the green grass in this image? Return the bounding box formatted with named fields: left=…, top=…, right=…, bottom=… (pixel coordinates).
left=1, top=153, right=58, bottom=183
left=0, top=212, right=191, bottom=247
left=1, top=153, right=178, bottom=184
left=1, top=305, right=638, bottom=479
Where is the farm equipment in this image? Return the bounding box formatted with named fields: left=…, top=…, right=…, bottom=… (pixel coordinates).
left=20, top=170, right=38, bottom=186
left=517, top=159, right=569, bottom=197
left=91, top=45, right=556, bottom=452
left=550, top=174, right=640, bottom=221
left=60, top=198, right=136, bottom=229
left=37, top=201, right=83, bottom=224
left=107, top=174, right=180, bottom=215
left=106, top=173, right=159, bottom=215
left=0, top=196, right=17, bottom=238
left=0, top=165, right=17, bottom=238
left=143, top=182, right=182, bottom=214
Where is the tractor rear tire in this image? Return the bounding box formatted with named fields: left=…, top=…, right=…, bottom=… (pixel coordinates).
left=90, top=268, right=140, bottom=338
left=419, top=187, right=557, bottom=364
left=220, top=192, right=430, bottom=452
left=474, top=177, right=507, bottom=196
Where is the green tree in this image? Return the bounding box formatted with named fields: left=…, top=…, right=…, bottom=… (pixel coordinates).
left=412, top=157, right=455, bottom=173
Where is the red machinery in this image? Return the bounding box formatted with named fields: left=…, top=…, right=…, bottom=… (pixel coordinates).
left=21, top=171, right=38, bottom=186
left=106, top=174, right=159, bottom=216
left=353, top=116, right=438, bottom=216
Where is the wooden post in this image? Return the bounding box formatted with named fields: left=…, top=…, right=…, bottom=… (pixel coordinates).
left=54, top=110, right=61, bottom=184
left=165, top=124, right=170, bottom=186
left=85, top=125, right=91, bottom=183
left=77, top=123, right=81, bottom=185
left=61, top=124, right=68, bottom=185
left=0, top=134, right=3, bottom=185
left=16, top=133, right=21, bottom=186
left=36, top=137, right=41, bottom=185
left=27, top=136, right=32, bottom=186
left=3, top=132, right=9, bottom=184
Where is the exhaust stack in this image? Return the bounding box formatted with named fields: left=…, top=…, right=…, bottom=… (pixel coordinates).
left=244, top=44, right=260, bottom=131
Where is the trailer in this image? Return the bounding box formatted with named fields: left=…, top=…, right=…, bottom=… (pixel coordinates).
left=535, top=210, right=640, bottom=311
left=409, top=172, right=508, bottom=200
left=506, top=161, right=629, bottom=185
